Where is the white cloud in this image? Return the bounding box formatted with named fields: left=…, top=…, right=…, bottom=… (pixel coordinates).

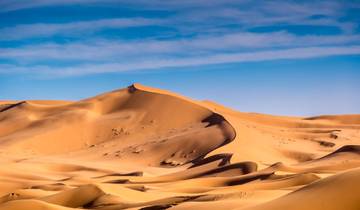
left=1, top=0, right=357, bottom=39
left=0, top=0, right=102, bottom=12
left=0, top=0, right=359, bottom=78
left=0, top=18, right=161, bottom=41
left=1, top=32, right=359, bottom=62
left=0, top=0, right=250, bottom=12
left=1, top=45, right=360, bottom=76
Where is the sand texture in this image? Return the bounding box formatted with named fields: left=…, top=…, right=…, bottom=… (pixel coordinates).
left=0, top=83, right=359, bottom=210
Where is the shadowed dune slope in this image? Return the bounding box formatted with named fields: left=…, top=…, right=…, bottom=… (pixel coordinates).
left=0, top=83, right=235, bottom=166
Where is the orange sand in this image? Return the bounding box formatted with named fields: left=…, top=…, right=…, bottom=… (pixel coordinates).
left=0, top=83, right=359, bottom=209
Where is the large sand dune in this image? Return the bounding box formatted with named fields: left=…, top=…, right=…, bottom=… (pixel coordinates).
left=0, top=83, right=359, bottom=210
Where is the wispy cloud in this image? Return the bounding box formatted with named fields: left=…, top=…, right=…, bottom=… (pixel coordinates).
left=0, top=0, right=101, bottom=12
left=1, top=1, right=356, bottom=38
left=2, top=45, right=360, bottom=76
left=0, top=0, right=359, bottom=77
left=0, top=18, right=161, bottom=41
left=1, top=32, right=360, bottom=62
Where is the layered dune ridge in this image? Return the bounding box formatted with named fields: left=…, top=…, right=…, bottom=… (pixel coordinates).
left=0, top=83, right=359, bottom=210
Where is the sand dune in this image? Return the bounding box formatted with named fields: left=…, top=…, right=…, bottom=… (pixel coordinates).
left=0, top=83, right=359, bottom=209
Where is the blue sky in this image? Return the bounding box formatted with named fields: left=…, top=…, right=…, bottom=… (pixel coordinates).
left=0, top=0, right=359, bottom=116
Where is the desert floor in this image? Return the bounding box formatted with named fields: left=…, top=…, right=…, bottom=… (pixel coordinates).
left=0, top=83, right=359, bottom=210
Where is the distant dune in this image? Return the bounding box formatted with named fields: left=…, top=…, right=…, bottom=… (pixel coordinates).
left=0, top=83, right=359, bottom=210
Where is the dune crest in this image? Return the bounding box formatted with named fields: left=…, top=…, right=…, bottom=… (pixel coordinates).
left=0, top=84, right=359, bottom=210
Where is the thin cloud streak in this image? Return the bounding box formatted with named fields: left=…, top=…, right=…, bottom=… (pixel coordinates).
left=0, top=0, right=359, bottom=78
left=1, top=32, right=360, bottom=62
left=2, top=45, right=359, bottom=76
left=0, top=0, right=105, bottom=12
left=0, top=18, right=161, bottom=41
left=1, top=1, right=356, bottom=37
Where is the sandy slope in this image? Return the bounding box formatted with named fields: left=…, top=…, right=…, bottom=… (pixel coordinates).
left=0, top=83, right=359, bottom=210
